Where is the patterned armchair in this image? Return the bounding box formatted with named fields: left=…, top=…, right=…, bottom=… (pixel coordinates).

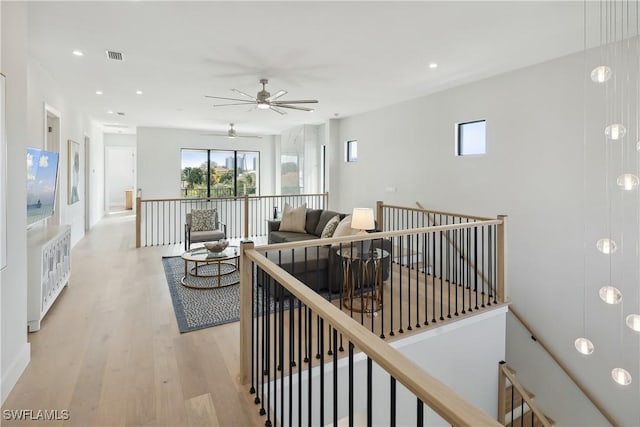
left=184, top=209, right=226, bottom=250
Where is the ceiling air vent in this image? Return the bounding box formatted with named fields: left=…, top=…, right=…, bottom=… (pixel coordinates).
left=105, top=50, right=124, bottom=61
left=116, top=112, right=125, bottom=116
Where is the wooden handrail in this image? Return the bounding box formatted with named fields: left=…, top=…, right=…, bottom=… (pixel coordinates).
left=241, top=246, right=501, bottom=427
left=509, top=307, right=618, bottom=427
left=254, top=219, right=503, bottom=252
left=380, top=203, right=496, bottom=222
left=499, top=363, right=553, bottom=427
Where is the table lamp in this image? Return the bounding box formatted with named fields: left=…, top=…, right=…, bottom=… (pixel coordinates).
left=351, top=208, right=375, bottom=255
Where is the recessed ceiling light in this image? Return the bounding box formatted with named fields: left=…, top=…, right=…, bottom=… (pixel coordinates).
left=429, top=62, right=438, bottom=69
left=107, top=110, right=114, bottom=114
left=95, top=90, right=103, bottom=95
left=136, top=90, right=143, bottom=95
left=72, top=50, right=84, bottom=57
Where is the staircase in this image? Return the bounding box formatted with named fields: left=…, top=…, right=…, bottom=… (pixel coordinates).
left=499, top=362, right=554, bottom=427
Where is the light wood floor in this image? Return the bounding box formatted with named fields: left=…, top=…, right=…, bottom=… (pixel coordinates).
left=1, top=212, right=264, bottom=427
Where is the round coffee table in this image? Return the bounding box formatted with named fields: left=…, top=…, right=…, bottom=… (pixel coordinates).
left=180, top=246, right=239, bottom=289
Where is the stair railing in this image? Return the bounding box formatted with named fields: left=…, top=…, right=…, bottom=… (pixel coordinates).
left=498, top=362, right=553, bottom=427
left=509, top=307, right=618, bottom=427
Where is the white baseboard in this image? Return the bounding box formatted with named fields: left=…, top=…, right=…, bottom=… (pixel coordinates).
left=1, top=342, right=31, bottom=405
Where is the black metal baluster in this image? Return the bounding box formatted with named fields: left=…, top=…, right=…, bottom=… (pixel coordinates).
left=279, top=282, right=285, bottom=427
left=288, top=296, right=294, bottom=427
left=307, top=308, right=312, bottom=427
left=520, top=398, right=524, bottom=427
left=481, top=226, right=486, bottom=308
left=333, top=328, right=338, bottom=427
left=250, top=264, right=256, bottom=395
left=423, top=231, right=429, bottom=326
left=417, top=398, right=424, bottom=426
left=390, top=376, right=396, bottom=427
left=265, top=272, right=271, bottom=426
left=439, top=228, right=444, bottom=321
left=260, top=266, right=266, bottom=416
left=304, top=305, right=309, bottom=363
left=339, top=243, right=345, bottom=351
left=367, top=357, right=372, bottom=427
left=431, top=230, right=436, bottom=323
left=407, top=234, right=412, bottom=331
left=467, top=226, right=472, bottom=313
left=319, top=318, right=325, bottom=427
left=474, top=226, right=479, bottom=310
left=348, top=342, right=354, bottom=427
left=399, top=235, right=404, bottom=333
left=298, top=302, right=302, bottom=427
left=415, top=233, right=420, bottom=329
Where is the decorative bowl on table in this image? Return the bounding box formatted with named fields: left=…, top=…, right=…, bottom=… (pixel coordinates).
left=204, top=240, right=229, bottom=253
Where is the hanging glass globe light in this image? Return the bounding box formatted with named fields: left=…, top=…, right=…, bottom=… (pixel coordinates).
left=599, top=286, right=623, bottom=304
left=605, top=123, right=627, bottom=140
left=626, top=314, right=640, bottom=331
left=574, top=337, right=594, bottom=355
left=617, top=174, right=639, bottom=191
left=590, top=65, right=612, bottom=83
left=596, top=238, right=617, bottom=254
left=612, top=368, right=632, bottom=385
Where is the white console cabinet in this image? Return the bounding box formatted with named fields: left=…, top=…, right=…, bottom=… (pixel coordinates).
left=27, top=225, right=71, bottom=332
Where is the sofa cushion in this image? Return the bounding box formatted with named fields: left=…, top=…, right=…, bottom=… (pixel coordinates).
left=333, top=215, right=357, bottom=237
left=315, top=210, right=344, bottom=236
left=320, top=215, right=341, bottom=238
left=270, top=231, right=321, bottom=244
left=280, top=203, right=307, bottom=233
left=305, top=209, right=323, bottom=234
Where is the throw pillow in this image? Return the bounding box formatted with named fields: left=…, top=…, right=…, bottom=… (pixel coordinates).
left=320, top=215, right=341, bottom=239
left=279, top=203, right=307, bottom=233
left=191, top=209, right=217, bottom=232
left=333, top=215, right=357, bottom=237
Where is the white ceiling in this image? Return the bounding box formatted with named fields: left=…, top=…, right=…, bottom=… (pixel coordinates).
left=27, top=1, right=595, bottom=136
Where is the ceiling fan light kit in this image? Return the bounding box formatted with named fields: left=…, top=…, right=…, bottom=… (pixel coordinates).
left=205, top=78, right=318, bottom=115
left=201, top=123, right=262, bottom=139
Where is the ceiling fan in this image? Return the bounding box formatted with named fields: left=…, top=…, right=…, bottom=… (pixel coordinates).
left=201, top=123, right=262, bottom=139
left=205, top=78, right=318, bottom=115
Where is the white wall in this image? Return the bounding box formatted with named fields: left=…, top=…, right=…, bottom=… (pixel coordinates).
left=330, top=48, right=638, bottom=424
left=27, top=58, right=92, bottom=247
left=1, top=1, right=31, bottom=404
left=136, top=127, right=275, bottom=199
left=272, top=308, right=506, bottom=426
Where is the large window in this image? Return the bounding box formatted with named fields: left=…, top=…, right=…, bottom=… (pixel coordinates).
left=456, top=120, right=486, bottom=156
left=180, top=149, right=259, bottom=198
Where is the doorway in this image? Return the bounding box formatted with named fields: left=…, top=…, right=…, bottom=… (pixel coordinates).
left=44, top=105, right=61, bottom=226
left=84, top=135, right=91, bottom=230
left=105, top=146, right=135, bottom=213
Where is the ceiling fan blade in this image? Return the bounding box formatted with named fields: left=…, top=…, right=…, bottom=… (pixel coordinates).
left=236, top=134, right=263, bottom=139
left=212, top=102, right=258, bottom=107
left=205, top=95, right=255, bottom=102
left=201, top=133, right=227, bottom=136
left=231, top=89, right=257, bottom=101
left=270, top=106, right=287, bottom=115
left=271, top=99, right=319, bottom=105
left=275, top=104, right=315, bottom=112
left=267, top=90, right=288, bottom=101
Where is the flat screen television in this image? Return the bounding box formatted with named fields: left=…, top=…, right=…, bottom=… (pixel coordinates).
left=26, top=148, right=59, bottom=226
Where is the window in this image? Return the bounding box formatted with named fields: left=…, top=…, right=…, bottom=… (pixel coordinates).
left=456, top=120, right=486, bottom=156
left=180, top=149, right=259, bottom=198
left=345, top=140, right=358, bottom=162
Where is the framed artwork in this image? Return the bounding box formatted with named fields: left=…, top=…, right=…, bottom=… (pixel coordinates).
left=68, top=139, right=80, bottom=204
left=0, top=74, right=6, bottom=270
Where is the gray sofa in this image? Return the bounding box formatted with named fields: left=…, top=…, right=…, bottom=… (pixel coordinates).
left=259, top=208, right=391, bottom=298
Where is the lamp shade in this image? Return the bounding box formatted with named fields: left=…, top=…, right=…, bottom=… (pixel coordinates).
left=351, top=208, right=375, bottom=231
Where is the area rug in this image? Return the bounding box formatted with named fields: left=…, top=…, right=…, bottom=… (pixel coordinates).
left=162, top=256, right=242, bottom=332
left=162, top=256, right=341, bottom=333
